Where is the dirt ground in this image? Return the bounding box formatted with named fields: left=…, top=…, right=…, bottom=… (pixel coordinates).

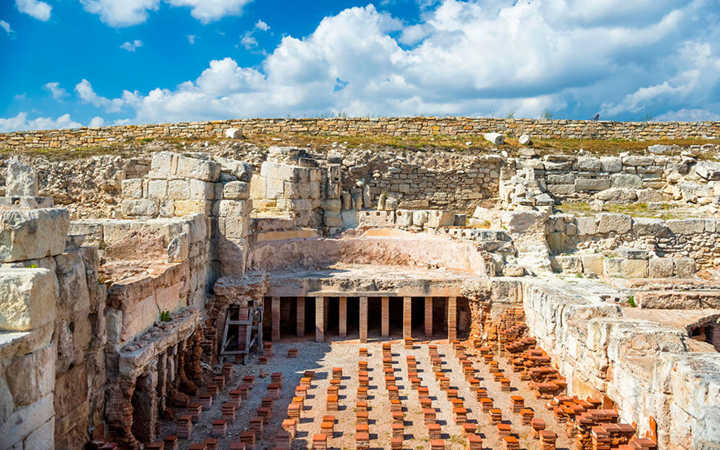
left=157, top=338, right=573, bottom=450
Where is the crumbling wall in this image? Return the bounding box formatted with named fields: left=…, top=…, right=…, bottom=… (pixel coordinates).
left=1, top=117, right=720, bottom=151
left=521, top=280, right=720, bottom=449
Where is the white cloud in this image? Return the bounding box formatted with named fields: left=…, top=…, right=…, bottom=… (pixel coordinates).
left=89, top=116, right=106, bottom=128
left=71, top=1, right=720, bottom=121
left=164, top=0, right=252, bottom=23
left=187, top=34, right=196, bottom=44
left=655, top=109, right=720, bottom=122
left=80, top=0, right=160, bottom=27
left=44, top=82, right=68, bottom=100
left=255, top=19, right=269, bottom=31
left=120, top=40, right=143, bottom=52
left=75, top=79, right=136, bottom=113
left=0, top=113, right=82, bottom=132
left=240, top=32, right=257, bottom=49
left=15, top=0, right=51, bottom=21
left=0, top=20, right=12, bottom=34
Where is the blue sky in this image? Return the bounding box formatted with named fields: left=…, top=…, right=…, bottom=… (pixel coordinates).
left=2, top=0, right=720, bottom=132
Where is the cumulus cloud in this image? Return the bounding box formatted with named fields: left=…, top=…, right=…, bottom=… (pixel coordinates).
left=89, top=116, right=106, bottom=128
left=80, top=0, right=160, bottom=27
left=67, top=1, right=720, bottom=121
left=15, top=0, right=51, bottom=21
left=0, top=20, right=12, bottom=34
left=165, top=0, right=252, bottom=23
left=44, top=82, right=68, bottom=100
left=0, top=113, right=82, bottom=132
left=187, top=34, right=196, bottom=45
left=120, top=40, right=143, bottom=52
left=655, top=109, right=720, bottom=122
left=255, top=19, right=269, bottom=31
left=240, top=32, right=257, bottom=49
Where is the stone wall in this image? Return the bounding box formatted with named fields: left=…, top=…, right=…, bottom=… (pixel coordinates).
left=545, top=214, right=720, bottom=275
left=1, top=118, right=720, bottom=151
left=521, top=280, right=720, bottom=449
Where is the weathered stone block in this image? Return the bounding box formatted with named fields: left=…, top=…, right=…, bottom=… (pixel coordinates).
left=121, top=199, right=158, bottom=218
left=0, top=268, right=57, bottom=331
left=220, top=217, right=250, bottom=239
left=547, top=184, right=575, bottom=195
left=121, top=179, right=143, bottom=199
left=217, top=200, right=250, bottom=217
left=575, top=178, right=611, bottom=191
left=324, top=211, right=343, bottom=227
left=174, top=200, right=212, bottom=216
left=54, top=253, right=90, bottom=313
left=581, top=254, right=603, bottom=276
left=147, top=179, right=167, bottom=199
left=148, top=152, right=176, bottom=179
left=673, top=258, right=696, bottom=278
left=167, top=179, right=190, bottom=200
left=695, top=160, right=720, bottom=181
left=576, top=157, right=602, bottom=171
left=5, top=158, right=38, bottom=197
left=395, top=210, right=413, bottom=227
left=176, top=155, right=220, bottom=181
left=632, top=218, right=668, bottom=236
left=649, top=257, right=673, bottom=278
left=597, top=213, right=632, bottom=234
left=667, top=219, right=705, bottom=235
left=603, top=258, right=624, bottom=277
left=222, top=181, right=249, bottom=200
left=600, top=157, right=622, bottom=173
left=0, top=209, right=69, bottom=262
left=426, top=210, right=454, bottom=228
left=611, top=173, right=642, bottom=188
left=622, top=258, right=648, bottom=278
left=189, top=179, right=215, bottom=200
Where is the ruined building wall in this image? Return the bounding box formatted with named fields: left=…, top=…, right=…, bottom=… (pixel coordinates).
left=521, top=281, right=720, bottom=450
left=1, top=117, right=720, bottom=151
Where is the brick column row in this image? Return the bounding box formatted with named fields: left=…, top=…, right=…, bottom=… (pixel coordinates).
left=448, top=296, right=457, bottom=341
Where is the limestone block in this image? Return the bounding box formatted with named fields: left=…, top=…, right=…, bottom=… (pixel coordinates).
left=5, top=342, right=55, bottom=407
left=600, top=157, right=622, bottom=173
left=217, top=237, right=249, bottom=276
left=667, top=219, right=705, bottom=235
left=502, top=209, right=546, bottom=234
left=176, top=155, right=220, bottom=181
left=189, top=179, right=215, bottom=200
left=148, top=152, right=177, bottom=179
left=217, top=200, right=250, bottom=217
left=174, top=200, right=212, bottom=217
left=426, top=210, right=454, bottom=228
left=121, top=199, right=158, bottom=218
left=547, top=184, right=575, bottom=195
left=0, top=394, right=54, bottom=449
left=673, top=258, right=696, bottom=277
left=649, top=257, right=674, bottom=278
left=0, top=268, right=57, bottom=332
left=167, top=179, right=190, bottom=200
left=595, top=188, right=637, bottom=202
left=220, top=216, right=250, bottom=239
left=249, top=174, right=266, bottom=200
left=618, top=247, right=650, bottom=260
left=121, top=178, right=143, bottom=199
left=5, top=158, right=38, bottom=197
left=147, top=179, right=167, bottom=199
left=0, top=197, right=54, bottom=209
left=223, top=181, right=250, bottom=200
left=554, top=255, right=582, bottom=273
left=575, top=178, right=611, bottom=191
left=0, top=209, right=69, bottom=262
left=483, top=132, right=504, bottom=145
left=224, top=127, right=241, bottom=139
left=159, top=200, right=175, bottom=217
left=611, top=173, right=642, bottom=188
left=637, top=189, right=664, bottom=203
left=597, top=213, right=632, bottom=234
left=395, top=210, right=413, bottom=227
left=576, top=157, right=602, bottom=171
left=622, top=156, right=654, bottom=166
left=518, top=134, right=532, bottom=145
left=695, top=160, right=720, bottom=181
left=167, top=232, right=189, bottom=263
left=54, top=253, right=90, bottom=313
left=357, top=210, right=395, bottom=227
left=603, top=258, right=624, bottom=277
left=412, top=210, right=429, bottom=227
left=622, top=259, right=648, bottom=278
left=581, top=254, right=603, bottom=276
left=265, top=177, right=285, bottom=199
left=632, top=217, right=669, bottom=236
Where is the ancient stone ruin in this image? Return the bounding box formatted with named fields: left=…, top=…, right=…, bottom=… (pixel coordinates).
left=0, top=118, right=719, bottom=449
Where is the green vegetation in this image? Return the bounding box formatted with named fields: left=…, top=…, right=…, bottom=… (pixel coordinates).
left=159, top=310, right=172, bottom=322
left=627, top=296, right=637, bottom=307
left=557, top=201, right=684, bottom=220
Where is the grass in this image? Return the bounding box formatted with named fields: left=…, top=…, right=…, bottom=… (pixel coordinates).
left=557, top=201, right=684, bottom=219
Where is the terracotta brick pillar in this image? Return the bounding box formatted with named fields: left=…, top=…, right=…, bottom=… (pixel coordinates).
left=272, top=297, right=280, bottom=341
left=315, top=296, right=325, bottom=342
left=448, top=296, right=457, bottom=341
left=381, top=296, right=390, bottom=337
left=296, top=297, right=305, bottom=337
left=359, top=296, right=368, bottom=343
left=339, top=297, right=347, bottom=337
left=403, top=296, right=412, bottom=339
left=425, top=297, right=433, bottom=337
